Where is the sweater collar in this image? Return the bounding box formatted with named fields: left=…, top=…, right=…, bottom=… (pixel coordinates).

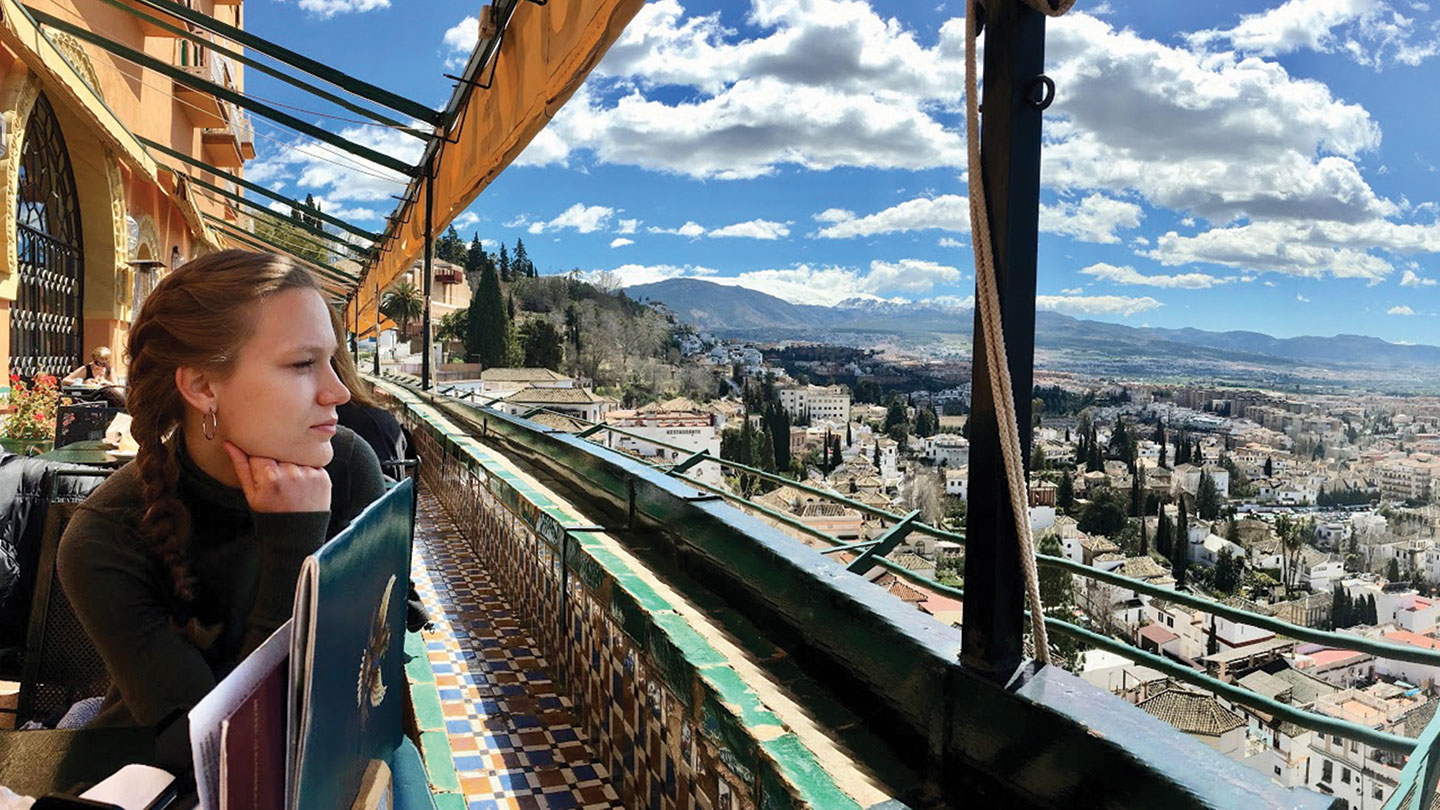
left=175, top=434, right=249, bottom=513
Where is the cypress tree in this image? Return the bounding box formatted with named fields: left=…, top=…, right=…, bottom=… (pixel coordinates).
left=469, top=260, right=508, bottom=367
left=1058, top=471, right=1074, bottom=513
left=1157, top=511, right=1171, bottom=557
left=1173, top=498, right=1189, bottom=586
left=1367, top=594, right=1378, bottom=625
left=498, top=243, right=510, bottom=281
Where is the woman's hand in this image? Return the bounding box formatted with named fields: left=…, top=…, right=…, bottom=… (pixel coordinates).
left=222, top=441, right=331, bottom=513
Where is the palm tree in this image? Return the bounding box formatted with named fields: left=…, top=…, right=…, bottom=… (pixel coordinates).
left=381, top=281, right=424, bottom=343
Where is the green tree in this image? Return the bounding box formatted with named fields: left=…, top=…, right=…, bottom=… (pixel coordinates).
left=464, top=234, right=487, bottom=280
left=1388, top=557, right=1401, bottom=582
left=517, top=319, right=564, bottom=369
left=1263, top=457, right=1274, bottom=478
left=1214, top=548, right=1239, bottom=594
left=513, top=238, right=534, bottom=277
left=563, top=302, right=582, bottom=355
left=381, top=281, right=424, bottom=341
left=1366, top=593, right=1378, bottom=624
left=830, top=435, right=842, bottom=472
left=436, top=225, right=463, bottom=263
left=1206, top=617, right=1218, bottom=656
left=1173, top=497, right=1189, bottom=587
left=884, top=397, right=907, bottom=433
left=1057, top=471, right=1074, bottom=513
left=436, top=308, right=469, bottom=344
left=1079, top=490, right=1128, bottom=537
left=468, top=261, right=508, bottom=367
left=1332, top=585, right=1350, bottom=628
left=498, top=243, right=511, bottom=281
left=1156, top=511, right=1171, bottom=557
left=1038, top=532, right=1073, bottom=610
left=914, top=407, right=939, bottom=438
left=1196, top=470, right=1221, bottom=521
left=1130, top=468, right=1145, bottom=517
left=254, top=211, right=330, bottom=266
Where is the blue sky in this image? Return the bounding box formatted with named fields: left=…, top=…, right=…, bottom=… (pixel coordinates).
left=244, top=0, right=1440, bottom=343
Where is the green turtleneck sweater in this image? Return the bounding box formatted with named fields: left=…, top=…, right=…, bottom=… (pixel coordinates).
left=57, top=426, right=385, bottom=728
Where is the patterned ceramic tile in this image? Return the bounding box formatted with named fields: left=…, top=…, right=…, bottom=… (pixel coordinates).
left=413, top=490, right=623, bottom=810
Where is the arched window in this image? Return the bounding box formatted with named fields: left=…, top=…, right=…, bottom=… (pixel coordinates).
left=12, top=92, right=84, bottom=379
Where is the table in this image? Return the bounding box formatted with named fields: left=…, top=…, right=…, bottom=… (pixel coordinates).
left=0, top=725, right=156, bottom=797
left=38, top=440, right=126, bottom=467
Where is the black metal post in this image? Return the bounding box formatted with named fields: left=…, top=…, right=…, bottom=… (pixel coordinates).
left=960, top=0, right=1047, bottom=681
left=421, top=168, right=435, bottom=391
left=374, top=281, right=381, bottom=376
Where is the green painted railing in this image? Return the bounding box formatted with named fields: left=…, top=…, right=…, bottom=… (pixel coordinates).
left=390, top=372, right=1440, bottom=808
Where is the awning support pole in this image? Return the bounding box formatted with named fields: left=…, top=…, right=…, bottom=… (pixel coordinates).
left=960, top=0, right=1047, bottom=682
left=421, top=166, right=435, bottom=391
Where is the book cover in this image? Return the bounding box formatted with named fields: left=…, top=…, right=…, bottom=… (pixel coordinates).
left=218, top=652, right=287, bottom=810
left=289, top=479, right=414, bottom=810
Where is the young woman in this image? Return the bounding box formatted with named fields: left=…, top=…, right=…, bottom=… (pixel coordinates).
left=58, top=250, right=385, bottom=730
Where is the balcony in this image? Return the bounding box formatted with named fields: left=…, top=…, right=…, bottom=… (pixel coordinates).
left=364, top=375, right=1357, bottom=808
left=201, top=109, right=253, bottom=168
left=172, top=39, right=230, bottom=128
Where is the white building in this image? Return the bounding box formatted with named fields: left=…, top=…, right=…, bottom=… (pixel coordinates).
left=497, top=386, right=615, bottom=424
left=477, top=367, right=576, bottom=396
left=605, top=399, right=724, bottom=485
left=777, top=384, right=852, bottom=426
left=944, top=467, right=968, bottom=500
left=926, top=433, right=970, bottom=468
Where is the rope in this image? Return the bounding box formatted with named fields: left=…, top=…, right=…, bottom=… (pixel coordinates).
left=965, top=0, right=1072, bottom=665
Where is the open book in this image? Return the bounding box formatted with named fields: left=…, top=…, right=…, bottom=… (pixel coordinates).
left=189, top=479, right=415, bottom=810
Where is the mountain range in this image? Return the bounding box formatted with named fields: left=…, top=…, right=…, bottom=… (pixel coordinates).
left=626, top=278, right=1440, bottom=374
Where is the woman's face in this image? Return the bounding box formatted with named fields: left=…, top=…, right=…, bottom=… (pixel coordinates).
left=210, top=288, right=351, bottom=467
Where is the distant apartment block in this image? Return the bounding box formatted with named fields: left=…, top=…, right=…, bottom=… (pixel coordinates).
left=777, top=384, right=851, bottom=425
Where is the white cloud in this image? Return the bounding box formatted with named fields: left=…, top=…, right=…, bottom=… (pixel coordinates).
left=524, top=203, right=615, bottom=234
left=1038, top=194, right=1143, bottom=244
left=1035, top=295, right=1163, bottom=317
left=244, top=125, right=420, bottom=204
left=1297, top=293, right=1312, bottom=302
left=937, top=237, right=965, bottom=248
left=1145, top=219, right=1440, bottom=282
left=1060, top=286, right=1084, bottom=295
left=1079, top=262, right=1229, bottom=289
left=617, top=219, right=640, bottom=234
left=1402, top=269, right=1438, bottom=286
left=1389, top=304, right=1416, bottom=315
left=1188, top=0, right=1440, bottom=69
left=292, top=0, right=387, bottom=17
left=610, top=237, right=634, bottom=248
left=443, top=16, right=477, bottom=51
left=453, top=212, right=480, bottom=229
left=707, top=219, right=791, bottom=239
left=1045, top=13, right=1393, bottom=225
left=599, top=263, right=718, bottom=288
left=815, top=195, right=969, bottom=239
left=649, top=221, right=708, bottom=238
left=522, top=0, right=972, bottom=179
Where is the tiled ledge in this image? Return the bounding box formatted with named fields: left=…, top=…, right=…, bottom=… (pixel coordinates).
left=376, top=379, right=903, bottom=810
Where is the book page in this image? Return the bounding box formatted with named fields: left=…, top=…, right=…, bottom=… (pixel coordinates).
left=190, top=619, right=292, bottom=810
left=78, top=763, right=174, bottom=810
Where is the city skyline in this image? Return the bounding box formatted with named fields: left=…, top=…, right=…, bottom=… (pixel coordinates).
left=247, top=0, right=1440, bottom=343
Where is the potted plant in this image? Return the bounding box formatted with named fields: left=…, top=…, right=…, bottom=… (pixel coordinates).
left=1, top=373, right=60, bottom=456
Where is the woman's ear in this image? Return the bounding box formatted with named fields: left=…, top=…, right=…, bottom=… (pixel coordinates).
left=175, top=366, right=217, bottom=414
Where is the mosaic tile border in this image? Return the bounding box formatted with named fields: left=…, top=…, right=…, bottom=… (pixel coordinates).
left=376, top=380, right=887, bottom=810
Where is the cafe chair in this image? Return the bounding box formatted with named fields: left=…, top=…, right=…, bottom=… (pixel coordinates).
left=53, top=403, right=125, bottom=450
left=17, top=469, right=112, bottom=726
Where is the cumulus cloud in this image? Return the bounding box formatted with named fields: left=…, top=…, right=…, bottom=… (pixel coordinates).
left=1145, top=219, right=1440, bottom=281
left=814, top=195, right=969, bottom=238
left=617, top=219, right=640, bottom=234
left=1080, top=262, right=1229, bottom=289
left=937, top=237, right=965, bottom=248
left=647, top=219, right=791, bottom=239
left=1045, top=13, right=1393, bottom=225
left=599, top=263, right=718, bottom=287
left=1389, top=304, right=1416, bottom=315
left=707, top=219, right=791, bottom=239
left=1035, top=295, right=1164, bottom=317
left=610, top=238, right=634, bottom=248
left=521, top=203, right=615, bottom=234
left=1039, top=194, right=1144, bottom=244
left=292, top=0, right=387, bottom=17
left=1401, top=269, right=1438, bottom=286
left=242, top=124, right=419, bottom=204
left=1188, top=0, right=1440, bottom=69
left=453, top=212, right=480, bottom=229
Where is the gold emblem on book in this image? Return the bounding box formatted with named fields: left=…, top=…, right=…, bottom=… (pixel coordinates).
left=357, top=575, right=395, bottom=724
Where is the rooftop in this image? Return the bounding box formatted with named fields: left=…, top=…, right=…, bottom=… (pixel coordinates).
left=1138, top=689, right=1246, bottom=737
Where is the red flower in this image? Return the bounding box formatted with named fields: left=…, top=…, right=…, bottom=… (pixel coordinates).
left=8, top=374, right=17, bottom=385
left=32, top=412, right=44, bottom=423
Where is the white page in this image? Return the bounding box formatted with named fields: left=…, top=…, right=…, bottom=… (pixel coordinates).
left=285, top=560, right=318, bottom=810
left=79, top=763, right=174, bottom=810
left=189, top=619, right=292, bottom=810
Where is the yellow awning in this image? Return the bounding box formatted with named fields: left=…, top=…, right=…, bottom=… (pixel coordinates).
left=344, top=0, right=643, bottom=327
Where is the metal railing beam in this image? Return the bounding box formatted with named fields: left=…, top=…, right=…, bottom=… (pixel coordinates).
left=30, top=11, right=420, bottom=177
left=139, top=137, right=381, bottom=243
left=111, top=0, right=443, bottom=125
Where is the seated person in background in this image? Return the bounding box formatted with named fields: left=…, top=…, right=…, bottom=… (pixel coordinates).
left=331, top=311, right=407, bottom=470
left=62, top=346, right=126, bottom=408
left=330, top=310, right=428, bottom=631
left=57, top=250, right=385, bottom=736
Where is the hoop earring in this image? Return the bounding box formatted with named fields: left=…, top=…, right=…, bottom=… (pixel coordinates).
left=202, top=408, right=218, bottom=441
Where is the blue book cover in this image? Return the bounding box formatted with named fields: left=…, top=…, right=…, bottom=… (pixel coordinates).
left=287, top=479, right=414, bottom=810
